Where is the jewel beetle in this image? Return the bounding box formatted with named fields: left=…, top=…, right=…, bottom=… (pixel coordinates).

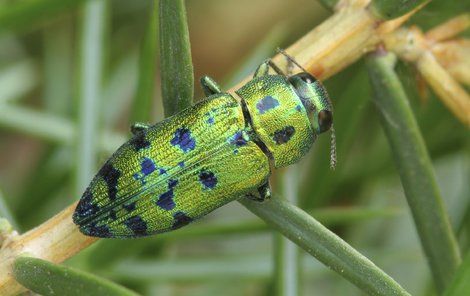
left=73, top=54, right=335, bottom=238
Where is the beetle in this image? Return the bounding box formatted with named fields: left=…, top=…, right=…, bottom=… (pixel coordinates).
left=73, top=53, right=335, bottom=238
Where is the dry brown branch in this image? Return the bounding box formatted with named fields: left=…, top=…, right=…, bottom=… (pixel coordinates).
left=425, top=13, right=470, bottom=43
left=384, top=15, right=470, bottom=127
left=0, top=203, right=96, bottom=295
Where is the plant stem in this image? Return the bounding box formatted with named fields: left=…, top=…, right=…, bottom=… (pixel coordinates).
left=443, top=251, right=470, bottom=296
left=264, top=1, right=420, bottom=82
left=416, top=52, right=470, bottom=126
left=240, top=196, right=411, bottom=296
left=13, top=257, right=138, bottom=296
left=370, top=0, right=429, bottom=20
left=77, top=0, right=106, bottom=193
left=43, top=20, right=73, bottom=115
left=0, top=104, right=125, bottom=154
left=383, top=25, right=470, bottom=126
left=273, top=166, right=300, bottom=296
left=0, top=203, right=97, bottom=295
left=365, top=50, right=461, bottom=292
left=425, top=13, right=470, bottom=43
left=159, top=0, right=194, bottom=116
left=131, top=0, right=158, bottom=123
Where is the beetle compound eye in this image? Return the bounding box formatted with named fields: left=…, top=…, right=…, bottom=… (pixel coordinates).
left=318, top=110, right=333, bottom=133
left=288, top=72, right=317, bottom=85
left=297, top=72, right=316, bottom=84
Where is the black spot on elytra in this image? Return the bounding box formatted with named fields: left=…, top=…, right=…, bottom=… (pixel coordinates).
left=272, top=126, right=295, bottom=145
left=141, top=158, right=156, bottom=175
left=109, top=210, right=117, bottom=220
left=123, top=201, right=136, bottom=212
left=168, top=179, right=178, bottom=188
left=73, top=188, right=100, bottom=223
left=130, top=133, right=151, bottom=151
left=133, top=158, right=158, bottom=185
left=256, top=96, right=279, bottom=114
left=85, top=223, right=112, bottom=238
left=170, top=127, right=196, bottom=152
left=124, top=216, right=148, bottom=237
left=199, top=170, right=217, bottom=189
left=156, top=179, right=178, bottom=210
left=172, top=211, right=193, bottom=230
left=99, top=163, right=121, bottom=201
left=230, top=131, right=248, bottom=147
left=157, top=190, right=175, bottom=210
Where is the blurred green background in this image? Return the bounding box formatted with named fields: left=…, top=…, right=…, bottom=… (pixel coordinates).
left=0, top=0, right=468, bottom=295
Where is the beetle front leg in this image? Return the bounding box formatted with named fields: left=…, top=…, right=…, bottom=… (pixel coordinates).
left=200, top=76, right=222, bottom=96
left=246, top=181, right=272, bottom=202
left=254, top=59, right=287, bottom=78
left=253, top=60, right=270, bottom=78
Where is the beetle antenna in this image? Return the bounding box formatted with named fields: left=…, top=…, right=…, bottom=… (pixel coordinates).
left=330, top=125, right=337, bottom=170
left=276, top=48, right=310, bottom=74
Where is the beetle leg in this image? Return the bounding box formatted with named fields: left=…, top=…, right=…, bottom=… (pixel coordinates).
left=254, top=59, right=288, bottom=78
left=258, top=181, right=272, bottom=200
left=246, top=181, right=272, bottom=202
left=200, top=76, right=222, bottom=96
left=131, top=122, right=151, bottom=135
left=253, top=60, right=270, bottom=78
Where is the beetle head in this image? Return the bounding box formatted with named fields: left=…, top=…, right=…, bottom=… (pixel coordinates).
left=287, top=72, right=333, bottom=135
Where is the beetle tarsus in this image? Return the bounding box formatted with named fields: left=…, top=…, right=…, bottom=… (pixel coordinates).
left=246, top=181, right=271, bottom=202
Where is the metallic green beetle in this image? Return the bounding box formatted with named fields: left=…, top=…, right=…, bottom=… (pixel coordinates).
left=73, top=58, right=334, bottom=238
